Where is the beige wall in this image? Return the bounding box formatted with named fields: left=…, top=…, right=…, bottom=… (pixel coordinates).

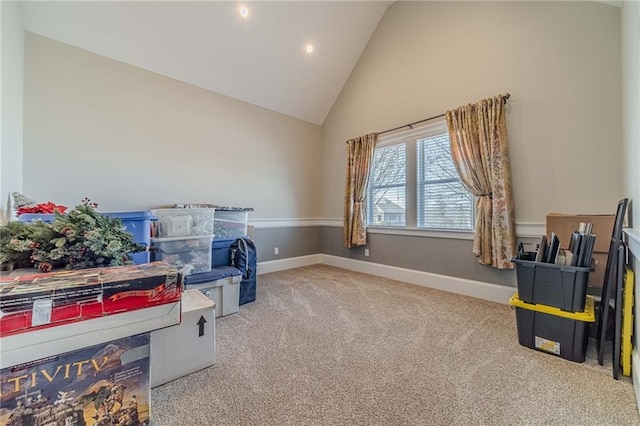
left=322, top=1, right=622, bottom=223
left=23, top=33, right=322, bottom=218
left=1, top=1, right=24, bottom=221
left=622, top=0, right=639, bottom=228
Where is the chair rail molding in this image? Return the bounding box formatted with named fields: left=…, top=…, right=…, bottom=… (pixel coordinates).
left=264, top=217, right=546, bottom=238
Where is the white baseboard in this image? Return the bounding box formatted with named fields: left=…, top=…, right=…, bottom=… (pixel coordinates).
left=257, top=253, right=515, bottom=305
left=257, top=254, right=322, bottom=275
left=320, top=255, right=515, bottom=305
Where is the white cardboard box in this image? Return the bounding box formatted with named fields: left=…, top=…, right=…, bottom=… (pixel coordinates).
left=150, top=289, right=216, bottom=387
left=0, top=301, right=181, bottom=369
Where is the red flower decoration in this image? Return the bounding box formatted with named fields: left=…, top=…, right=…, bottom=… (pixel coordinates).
left=17, top=202, right=67, bottom=215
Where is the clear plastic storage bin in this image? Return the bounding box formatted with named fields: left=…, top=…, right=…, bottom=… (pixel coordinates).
left=151, top=235, right=213, bottom=274
left=214, top=211, right=249, bottom=240
left=152, top=208, right=215, bottom=238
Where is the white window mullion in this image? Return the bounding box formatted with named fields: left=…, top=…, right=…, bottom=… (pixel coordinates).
left=405, top=136, right=417, bottom=229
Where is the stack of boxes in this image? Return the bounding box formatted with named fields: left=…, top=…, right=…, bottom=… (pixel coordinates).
left=510, top=214, right=617, bottom=363
left=151, top=208, right=215, bottom=275
left=150, top=207, right=252, bottom=318
left=184, top=208, right=252, bottom=318
left=0, top=263, right=185, bottom=424
left=510, top=252, right=595, bottom=363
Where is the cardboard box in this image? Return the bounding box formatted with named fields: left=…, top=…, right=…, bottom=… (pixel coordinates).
left=0, top=262, right=181, bottom=337
left=589, top=252, right=608, bottom=289
left=150, top=290, right=216, bottom=387
left=546, top=213, right=615, bottom=254
left=0, top=334, right=151, bottom=426
left=546, top=214, right=614, bottom=289
left=1, top=301, right=180, bottom=369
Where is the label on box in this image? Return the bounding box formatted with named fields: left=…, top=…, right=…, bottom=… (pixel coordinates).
left=535, top=336, right=560, bottom=355
left=31, top=299, right=53, bottom=326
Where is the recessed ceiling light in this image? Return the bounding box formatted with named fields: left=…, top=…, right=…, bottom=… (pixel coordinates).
left=305, top=44, right=314, bottom=54
left=239, top=6, right=249, bottom=18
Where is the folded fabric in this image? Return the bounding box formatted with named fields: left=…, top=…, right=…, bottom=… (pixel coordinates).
left=12, top=191, right=38, bottom=208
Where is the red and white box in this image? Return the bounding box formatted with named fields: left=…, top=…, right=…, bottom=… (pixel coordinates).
left=0, top=262, right=182, bottom=337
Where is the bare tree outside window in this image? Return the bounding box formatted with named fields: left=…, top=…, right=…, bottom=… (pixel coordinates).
left=367, top=144, right=406, bottom=226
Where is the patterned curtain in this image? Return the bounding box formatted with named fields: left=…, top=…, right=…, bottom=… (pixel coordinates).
left=445, top=95, right=516, bottom=269
left=343, top=133, right=377, bottom=248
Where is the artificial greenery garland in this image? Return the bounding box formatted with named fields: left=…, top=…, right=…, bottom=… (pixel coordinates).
left=0, top=204, right=144, bottom=272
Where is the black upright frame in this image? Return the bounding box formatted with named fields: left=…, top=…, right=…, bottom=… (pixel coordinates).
left=596, top=198, right=628, bottom=366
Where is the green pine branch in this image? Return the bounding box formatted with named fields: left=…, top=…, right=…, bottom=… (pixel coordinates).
left=0, top=205, right=145, bottom=272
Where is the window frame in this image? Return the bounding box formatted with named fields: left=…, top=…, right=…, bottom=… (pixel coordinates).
left=366, top=119, right=475, bottom=239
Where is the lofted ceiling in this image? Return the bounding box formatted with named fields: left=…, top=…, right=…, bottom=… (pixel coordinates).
left=21, top=1, right=392, bottom=126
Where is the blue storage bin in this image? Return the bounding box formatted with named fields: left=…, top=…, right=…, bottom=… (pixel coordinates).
left=103, top=211, right=154, bottom=264
left=18, top=211, right=154, bottom=265
left=212, top=238, right=235, bottom=267
left=18, top=213, right=55, bottom=223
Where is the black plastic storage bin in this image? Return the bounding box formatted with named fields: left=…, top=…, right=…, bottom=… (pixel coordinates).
left=510, top=294, right=595, bottom=363
left=512, top=258, right=590, bottom=312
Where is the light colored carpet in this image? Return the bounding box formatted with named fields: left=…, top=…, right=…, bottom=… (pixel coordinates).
left=152, top=265, right=639, bottom=425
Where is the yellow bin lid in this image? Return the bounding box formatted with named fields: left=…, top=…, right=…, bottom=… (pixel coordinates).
left=509, top=293, right=595, bottom=322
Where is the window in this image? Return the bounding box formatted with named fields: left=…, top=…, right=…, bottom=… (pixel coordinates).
left=366, top=120, right=474, bottom=232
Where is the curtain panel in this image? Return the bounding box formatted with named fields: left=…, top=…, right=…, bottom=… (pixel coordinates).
left=343, top=133, right=377, bottom=248
left=446, top=95, right=516, bottom=269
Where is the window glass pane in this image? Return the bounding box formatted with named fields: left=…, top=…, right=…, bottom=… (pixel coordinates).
left=420, top=181, right=473, bottom=229
left=417, top=134, right=473, bottom=230
left=373, top=144, right=406, bottom=186
left=371, top=187, right=406, bottom=226
left=420, top=134, right=458, bottom=182
left=368, top=144, right=406, bottom=226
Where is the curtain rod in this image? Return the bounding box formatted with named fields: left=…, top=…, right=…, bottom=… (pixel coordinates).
left=375, top=93, right=511, bottom=137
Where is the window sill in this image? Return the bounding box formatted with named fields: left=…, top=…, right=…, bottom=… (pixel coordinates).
left=366, top=226, right=475, bottom=240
